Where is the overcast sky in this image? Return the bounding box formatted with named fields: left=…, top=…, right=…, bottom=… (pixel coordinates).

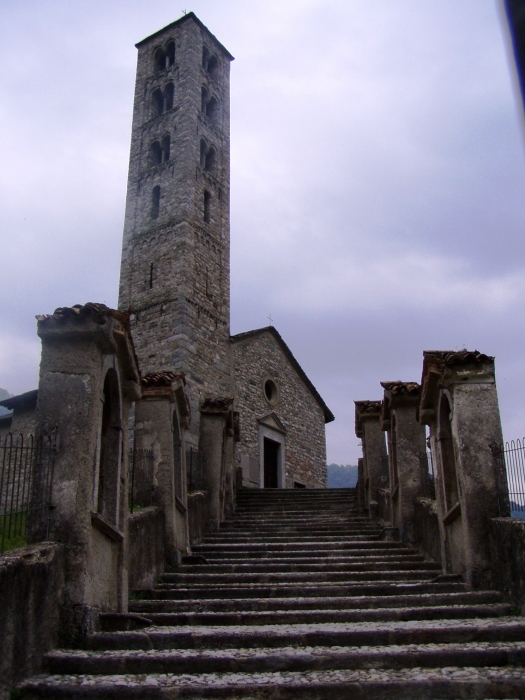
left=1, top=0, right=525, bottom=463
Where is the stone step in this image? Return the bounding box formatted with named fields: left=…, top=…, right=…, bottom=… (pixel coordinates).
left=43, top=640, right=525, bottom=677
left=157, top=570, right=442, bottom=587
left=193, top=541, right=406, bottom=553
left=199, top=531, right=380, bottom=547
left=196, top=548, right=420, bottom=560
left=82, top=617, right=525, bottom=652
left=20, top=665, right=525, bottom=699
left=173, top=556, right=430, bottom=570
left=125, top=603, right=513, bottom=627
left=129, top=591, right=504, bottom=614
left=142, top=580, right=468, bottom=600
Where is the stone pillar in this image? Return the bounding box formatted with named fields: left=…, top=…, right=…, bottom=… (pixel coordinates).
left=355, top=401, right=388, bottom=518
left=35, top=304, right=140, bottom=639
left=134, top=372, right=191, bottom=566
left=356, top=457, right=366, bottom=511
left=199, top=398, right=234, bottom=531
left=419, top=350, right=509, bottom=588
left=381, top=381, right=428, bottom=546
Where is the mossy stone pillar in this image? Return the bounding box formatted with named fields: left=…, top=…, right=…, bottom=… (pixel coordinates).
left=419, top=350, right=509, bottom=588
left=355, top=400, right=388, bottom=518
left=134, top=372, right=191, bottom=566
left=35, top=304, right=140, bottom=639
left=199, top=398, right=234, bottom=531
left=381, top=381, right=428, bottom=547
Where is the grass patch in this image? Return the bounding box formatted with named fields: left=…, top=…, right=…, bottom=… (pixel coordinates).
left=0, top=512, right=27, bottom=553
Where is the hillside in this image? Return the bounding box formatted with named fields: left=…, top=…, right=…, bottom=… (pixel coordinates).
left=327, top=463, right=358, bottom=488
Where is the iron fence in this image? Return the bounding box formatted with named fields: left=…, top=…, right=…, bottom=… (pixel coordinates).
left=490, top=439, right=525, bottom=518
left=128, top=447, right=154, bottom=512
left=0, top=431, right=57, bottom=554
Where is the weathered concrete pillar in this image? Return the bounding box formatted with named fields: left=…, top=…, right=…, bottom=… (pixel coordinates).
left=381, top=381, right=428, bottom=546
left=355, top=401, right=388, bottom=518
left=134, top=372, right=191, bottom=566
left=199, top=398, right=234, bottom=531
left=419, top=350, right=509, bottom=588
left=35, top=303, right=140, bottom=639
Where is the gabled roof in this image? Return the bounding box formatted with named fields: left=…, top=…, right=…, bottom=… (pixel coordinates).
left=231, top=326, right=334, bottom=424
left=136, top=12, right=235, bottom=61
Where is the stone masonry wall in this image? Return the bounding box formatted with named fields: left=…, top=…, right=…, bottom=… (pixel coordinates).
left=232, top=331, right=327, bottom=489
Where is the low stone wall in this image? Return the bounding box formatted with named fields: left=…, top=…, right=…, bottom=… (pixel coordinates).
left=188, top=491, right=207, bottom=545
left=0, top=542, right=64, bottom=700
left=412, top=497, right=442, bottom=564
left=491, top=518, right=525, bottom=610
left=128, top=506, right=165, bottom=590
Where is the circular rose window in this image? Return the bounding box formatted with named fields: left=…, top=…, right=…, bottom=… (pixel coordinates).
left=264, top=378, right=279, bottom=406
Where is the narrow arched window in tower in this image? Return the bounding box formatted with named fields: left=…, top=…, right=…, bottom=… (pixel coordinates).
left=166, top=41, right=175, bottom=67
left=97, top=369, right=121, bottom=525
left=150, top=140, right=162, bottom=166
left=164, top=82, right=174, bottom=111
left=154, top=47, right=165, bottom=73
left=149, top=262, right=154, bottom=288
left=203, top=190, right=211, bottom=223
left=204, top=146, right=216, bottom=172
left=439, top=394, right=459, bottom=511
left=202, top=46, right=218, bottom=76
left=201, top=86, right=209, bottom=113
left=205, top=96, right=218, bottom=123
left=161, top=134, right=171, bottom=162
left=200, top=139, right=208, bottom=168
left=152, top=88, right=164, bottom=117
left=151, top=185, right=161, bottom=220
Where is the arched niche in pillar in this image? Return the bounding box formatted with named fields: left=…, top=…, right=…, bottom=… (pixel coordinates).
left=97, top=367, right=122, bottom=524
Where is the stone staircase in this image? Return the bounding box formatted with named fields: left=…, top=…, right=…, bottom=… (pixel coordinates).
left=19, top=488, right=525, bottom=698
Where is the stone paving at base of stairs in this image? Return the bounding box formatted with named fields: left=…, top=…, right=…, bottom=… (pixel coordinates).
left=19, top=666, right=525, bottom=696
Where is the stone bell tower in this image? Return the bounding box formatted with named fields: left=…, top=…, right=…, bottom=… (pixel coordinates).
left=118, top=13, right=234, bottom=439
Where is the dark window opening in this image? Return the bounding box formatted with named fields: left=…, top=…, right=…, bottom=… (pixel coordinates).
left=150, top=140, right=162, bottom=166
left=164, top=82, right=174, bottom=111
left=200, top=139, right=208, bottom=168
left=154, top=47, right=165, bottom=73
left=201, top=86, right=209, bottom=113
left=264, top=379, right=279, bottom=406
left=166, top=41, right=175, bottom=67
left=203, top=190, right=211, bottom=223
left=205, top=96, right=218, bottom=122
left=161, top=134, right=171, bottom=161
left=200, top=139, right=216, bottom=172
left=202, top=47, right=218, bottom=76
left=204, top=147, right=216, bottom=172
left=151, top=185, right=161, bottom=220
left=149, top=262, right=154, bottom=289
left=152, top=88, right=164, bottom=117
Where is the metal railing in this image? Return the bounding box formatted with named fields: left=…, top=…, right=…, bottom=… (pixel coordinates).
left=489, top=439, right=523, bottom=517
left=128, top=447, right=154, bottom=512
left=0, top=431, right=57, bottom=554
